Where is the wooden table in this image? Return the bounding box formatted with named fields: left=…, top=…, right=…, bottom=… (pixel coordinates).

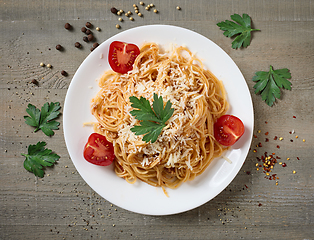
left=1, top=0, right=313, bottom=239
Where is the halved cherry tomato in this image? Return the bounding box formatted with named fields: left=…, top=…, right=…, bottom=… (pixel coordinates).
left=83, top=133, right=115, bottom=166
left=108, top=41, right=140, bottom=74
left=214, top=115, right=245, bottom=146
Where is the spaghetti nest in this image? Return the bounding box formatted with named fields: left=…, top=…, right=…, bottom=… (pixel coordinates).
left=91, top=42, right=228, bottom=189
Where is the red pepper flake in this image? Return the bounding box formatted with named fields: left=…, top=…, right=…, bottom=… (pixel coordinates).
left=276, top=145, right=280, bottom=149
left=245, top=184, right=248, bottom=189
left=265, top=132, right=269, bottom=136
left=293, top=116, right=296, bottom=118
left=282, top=163, right=287, bottom=167
left=297, top=157, right=300, bottom=160
left=265, top=138, right=269, bottom=142
left=246, top=171, right=251, bottom=175
left=254, top=134, right=257, bottom=138
left=265, top=121, right=268, bottom=124
left=258, top=203, right=262, bottom=207
left=290, top=139, right=293, bottom=142
left=274, top=136, right=278, bottom=140
left=258, top=142, right=262, bottom=147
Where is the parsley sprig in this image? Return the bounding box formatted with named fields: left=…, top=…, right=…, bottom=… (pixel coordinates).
left=24, top=102, right=61, bottom=136
left=130, top=93, right=174, bottom=143
left=217, top=13, right=259, bottom=49
left=21, top=141, right=60, bottom=178
left=253, top=65, right=292, bottom=106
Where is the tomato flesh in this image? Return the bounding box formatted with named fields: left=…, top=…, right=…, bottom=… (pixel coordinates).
left=83, top=133, right=115, bottom=166
left=214, top=115, right=245, bottom=146
left=108, top=41, right=140, bottom=74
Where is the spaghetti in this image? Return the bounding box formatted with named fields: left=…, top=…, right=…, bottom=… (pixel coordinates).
left=91, top=42, right=229, bottom=189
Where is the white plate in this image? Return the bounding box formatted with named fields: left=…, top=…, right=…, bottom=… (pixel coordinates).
left=63, top=25, right=254, bottom=216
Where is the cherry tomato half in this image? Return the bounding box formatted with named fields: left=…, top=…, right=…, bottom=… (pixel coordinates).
left=108, top=41, right=140, bottom=74
left=214, top=115, right=245, bottom=146
left=83, top=133, right=115, bottom=166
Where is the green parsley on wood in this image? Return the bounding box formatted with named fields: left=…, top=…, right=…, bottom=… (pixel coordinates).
left=130, top=93, right=174, bottom=143
left=253, top=65, right=292, bottom=106
left=22, top=141, right=60, bottom=178
left=217, top=13, right=259, bottom=49
left=24, top=102, right=61, bottom=136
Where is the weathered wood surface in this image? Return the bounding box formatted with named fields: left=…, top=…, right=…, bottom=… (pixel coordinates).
left=1, top=0, right=313, bottom=239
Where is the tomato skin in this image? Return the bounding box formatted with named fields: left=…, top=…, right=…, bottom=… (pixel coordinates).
left=108, top=41, right=140, bottom=74
left=83, top=133, right=115, bottom=166
left=214, top=115, right=245, bottom=146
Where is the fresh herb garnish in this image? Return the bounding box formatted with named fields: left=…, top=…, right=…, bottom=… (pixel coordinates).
left=21, top=141, right=60, bottom=178
left=24, top=102, right=61, bottom=136
left=217, top=13, right=259, bottom=49
left=253, top=65, right=292, bottom=106
left=130, top=93, right=174, bottom=143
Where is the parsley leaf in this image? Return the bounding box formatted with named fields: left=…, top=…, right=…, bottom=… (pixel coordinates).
left=217, top=13, right=259, bottom=49
left=253, top=65, right=292, bottom=106
left=130, top=93, right=174, bottom=143
left=21, top=141, right=60, bottom=178
left=24, top=102, right=61, bottom=136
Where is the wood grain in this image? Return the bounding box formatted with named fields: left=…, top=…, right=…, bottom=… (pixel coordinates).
left=1, top=0, right=313, bottom=239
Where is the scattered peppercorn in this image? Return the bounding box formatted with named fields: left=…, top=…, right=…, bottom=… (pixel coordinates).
left=138, top=12, right=142, bottom=17
left=40, top=62, right=45, bottom=67
left=111, top=7, right=118, bottom=14
left=31, top=79, right=39, bottom=85
left=118, top=17, right=123, bottom=22
left=56, top=44, right=62, bottom=50
left=87, top=34, right=94, bottom=41
left=85, top=22, right=92, bottom=28
left=116, top=24, right=121, bottom=29
left=83, top=36, right=89, bottom=42
left=140, top=2, right=144, bottom=5
left=86, top=29, right=92, bottom=35
left=75, top=42, right=82, bottom=48
left=96, top=27, right=100, bottom=31
left=81, top=27, right=87, bottom=33
left=154, top=9, right=158, bottom=13
left=61, top=70, right=68, bottom=76
left=282, top=163, right=287, bottom=167
left=129, top=17, right=134, bottom=21
left=93, top=42, right=99, bottom=48
left=46, top=64, right=52, bottom=68
left=90, top=47, right=95, bottom=52
left=64, top=23, right=72, bottom=30
left=176, top=6, right=181, bottom=10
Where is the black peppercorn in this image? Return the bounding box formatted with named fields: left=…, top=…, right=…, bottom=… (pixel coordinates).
left=83, top=36, right=89, bottom=42
left=111, top=7, right=118, bottom=14
left=85, top=29, right=92, bottom=35
left=90, top=47, right=95, bottom=52
left=75, top=42, right=81, bottom=48
left=85, top=22, right=92, bottom=28
left=81, top=27, right=87, bottom=33
left=61, top=70, right=68, bottom=76
left=64, top=23, right=72, bottom=30
left=93, top=42, right=99, bottom=48
left=87, top=34, right=94, bottom=41
left=56, top=44, right=62, bottom=50
left=31, top=79, right=39, bottom=85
